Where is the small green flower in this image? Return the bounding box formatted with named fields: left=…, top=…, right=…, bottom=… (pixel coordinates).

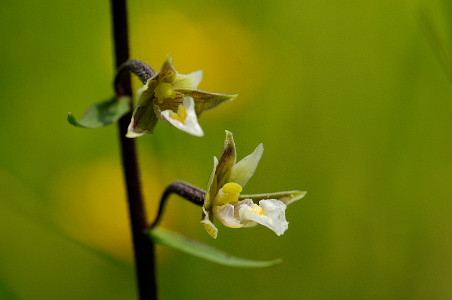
left=127, top=56, right=237, bottom=138
left=201, top=131, right=306, bottom=238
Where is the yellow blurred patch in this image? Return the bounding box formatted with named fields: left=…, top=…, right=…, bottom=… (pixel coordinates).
left=51, top=159, right=162, bottom=263
left=51, top=156, right=203, bottom=263
left=130, top=9, right=271, bottom=115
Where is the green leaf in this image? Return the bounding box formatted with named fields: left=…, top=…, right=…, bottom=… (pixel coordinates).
left=148, top=227, right=282, bottom=268
left=67, top=96, right=130, bottom=128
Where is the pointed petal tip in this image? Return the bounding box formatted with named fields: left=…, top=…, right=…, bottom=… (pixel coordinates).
left=224, top=130, right=235, bottom=147
left=125, top=131, right=141, bottom=138
left=160, top=55, right=175, bottom=72
left=284, top=190, right=306, bottom=205
left=293, top=190, right=307, bottom=198
left=193, top=69, right=203, bottom=77
left=191, top=128, right=204, bottom=137
left=126, top=126, right=146, bottom=138
left=257, top=143, right=264, bottom=152
left=221, top=93, right=238, bottom=103
left=295, top=190, right=307, bottom=199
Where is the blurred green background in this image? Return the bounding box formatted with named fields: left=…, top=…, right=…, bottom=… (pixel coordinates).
left=1, top=0, right=452, bottom=299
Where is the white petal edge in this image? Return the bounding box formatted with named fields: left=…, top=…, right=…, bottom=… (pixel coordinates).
left=161, top=96, right=204, bottom=136
left=213, top=204, right=244, bottom=228
left=125, top=126, right=145, bottom=138
left=227, top=143, right=264, bottom=187
left=239, top=199, right=288, bottom=236
left=173, top=70, right=203, bottom=90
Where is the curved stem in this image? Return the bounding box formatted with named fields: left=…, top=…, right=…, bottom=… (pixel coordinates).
left=150, top=181, right=205, bottom=229
left=115, top=60, right=156, bottom=95
left=110, top=0, right=157, bottom=299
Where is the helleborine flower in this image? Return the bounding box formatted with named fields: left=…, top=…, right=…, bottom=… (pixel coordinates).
left=201, top=131, right=306, bottom=238
left=126, top=56, right=237, bottom=138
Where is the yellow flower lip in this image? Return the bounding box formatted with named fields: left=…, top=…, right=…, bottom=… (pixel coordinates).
left=247, top=205, right=263, bottom=216
left=170, top=105, right=187, bottom=124
left=213, top=182, right=243, bottom=206
left=222, top=182, right=242, bottom=194
left=154, top=82, right=176, bottom=103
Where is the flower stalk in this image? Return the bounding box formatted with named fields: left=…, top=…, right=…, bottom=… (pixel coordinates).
left=150, top=181, right=206, bottom=229
left=110, top=0, right=157, bottom=299
left=114, top=59, right=156, bottom=94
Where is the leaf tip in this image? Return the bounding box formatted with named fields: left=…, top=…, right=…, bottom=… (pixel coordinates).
left=67, top=112, right=84, bottom=128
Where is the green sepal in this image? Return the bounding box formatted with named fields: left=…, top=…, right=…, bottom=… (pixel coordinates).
left=215, top=130, right=237, bottom=184
left=239, top=190, right=306, bottom=205
left=205, top=156, right=219, bottom=209
left=177, top=89, right=237, bottom=116
left=148, top=227, right=282, bottom=268
left=67, top=96, right=130, bottom=128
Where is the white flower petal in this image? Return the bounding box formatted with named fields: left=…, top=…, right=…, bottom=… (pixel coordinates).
left=173, top=70, right=203, bottom=90
left=161, top=96, right=204, bottom=136
left=234, top=199, right=258, bottom=227
left=239, top=199, right=288, bottom=236
left=226, top=143, right=263, bottom=187
left=213, top=204, right=244, bottom=228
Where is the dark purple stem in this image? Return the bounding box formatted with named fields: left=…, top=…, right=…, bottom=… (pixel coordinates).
left=110, top=0, right=157, bottom=299
left=114, top=59, right=156, bottom=95
left=150, top=181, right=206, bottom=229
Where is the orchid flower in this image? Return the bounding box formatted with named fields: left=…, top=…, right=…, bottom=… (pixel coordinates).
left=201, top=131, right=306, bottom=238
left=126, top=56, right=237, bottom=138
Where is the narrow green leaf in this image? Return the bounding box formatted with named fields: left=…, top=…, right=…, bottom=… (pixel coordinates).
left=67, top=96, right=130, bottom=128
left=148, top=227, right=282, bottom=268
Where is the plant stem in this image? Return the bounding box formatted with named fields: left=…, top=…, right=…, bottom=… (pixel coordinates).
left=150, top=181, right=206, bottom=229
left=115, top=59, right=155, bottom=94
left=110, top=0, right=157, bottom=299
